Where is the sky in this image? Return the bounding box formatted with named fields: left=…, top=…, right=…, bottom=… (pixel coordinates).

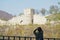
left=0, top=0, right=60, bottom=16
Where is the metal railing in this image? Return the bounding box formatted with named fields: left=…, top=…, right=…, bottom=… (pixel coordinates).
left=0, top=36, right=60, bottom=40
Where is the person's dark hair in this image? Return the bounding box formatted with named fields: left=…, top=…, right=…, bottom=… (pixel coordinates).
left=37, top=27, right=42, bottom=32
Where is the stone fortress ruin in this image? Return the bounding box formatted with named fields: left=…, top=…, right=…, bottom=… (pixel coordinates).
left=8, top=8, right=47, bottom=25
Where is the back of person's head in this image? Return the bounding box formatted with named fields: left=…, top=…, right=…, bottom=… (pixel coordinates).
left=37, top=27, right=42, bottom=32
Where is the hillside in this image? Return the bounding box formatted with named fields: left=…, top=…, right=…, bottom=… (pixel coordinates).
left=0, top=10, right=13, bottom=21
left=0, top=24, right=60, bottom=38
left=46, top=13, right=60, bottom=21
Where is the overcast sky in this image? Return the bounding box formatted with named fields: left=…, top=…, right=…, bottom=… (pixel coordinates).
left=0, top=0, right=60, bottom=16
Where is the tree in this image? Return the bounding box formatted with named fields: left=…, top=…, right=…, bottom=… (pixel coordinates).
left=35, top=10, right=39, bottom=14
left=58, top=2, right=60, bottom=5
left=13, top=15, right=16, bottom=17
left=19, top=13, right=24, bottom=16
left=40, top=8, right=46, bottom=16
left=49, top=5, right=59, bottom=14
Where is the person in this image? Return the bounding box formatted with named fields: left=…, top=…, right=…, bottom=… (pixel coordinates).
left=33, top=27, right=43, bottom=40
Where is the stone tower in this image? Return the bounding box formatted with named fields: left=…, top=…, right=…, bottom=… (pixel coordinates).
left=24, top=8, right=35, bottom=25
